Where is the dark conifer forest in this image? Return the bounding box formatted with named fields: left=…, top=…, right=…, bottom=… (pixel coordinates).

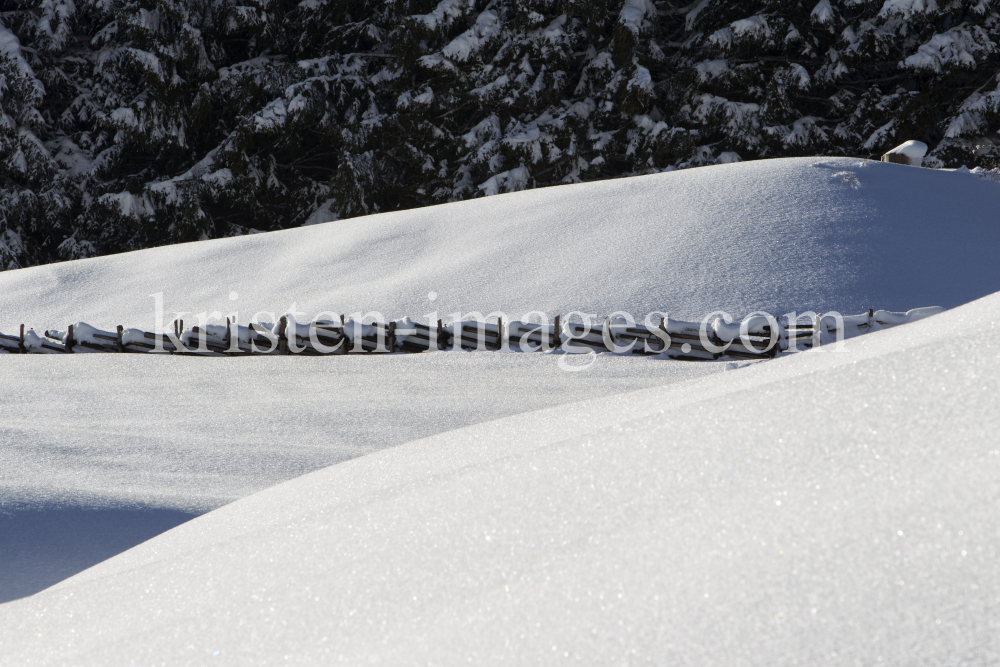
left=2, top=0, right=999, bottom=269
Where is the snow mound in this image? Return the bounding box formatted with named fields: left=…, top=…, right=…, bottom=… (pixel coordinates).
left=2, top=157, right=999, bottom=333
left=1, top=288, right=996, bottom=664
left=885, top=139, right=929, bottom=159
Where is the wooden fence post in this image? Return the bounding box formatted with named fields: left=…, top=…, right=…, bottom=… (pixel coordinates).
left=277, top=316, right=289, bottom=354
left=552, top=315, right=561, bottom=351
left=66, top=324, right=75, bottom=354
left=497, top=317, right=504, bottom=351
left=19, top=324, right=25, bottom=354
left=117, top=325, right=124, bottom=353
left=388, top=321, right=396, bottom=353
left=437, top=319, right=445, bottom=351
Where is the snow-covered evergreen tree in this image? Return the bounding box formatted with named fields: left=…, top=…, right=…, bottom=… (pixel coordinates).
left=2, top=0, right=999, bottom=270
left=670, top=0, right=1000, bottom=166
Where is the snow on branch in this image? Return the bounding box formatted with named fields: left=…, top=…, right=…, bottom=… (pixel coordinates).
left=811, top=0, right=836, bottom=25
left=0, top=18, right=46, bottom=103
left=478, top=164, right=530, bottom=195
left=619, top=0, right=656, bottom=35
left=411, top=0, right=475, bottom=31
left=710, top=15, right=772, bottom=49
left=902, top=26, right=995, bottom=72
left=441, top=10, right=500, bottom=62
left=945, top=80, right=1000, bottom=138
left=879, top=0, right=940, bottom=19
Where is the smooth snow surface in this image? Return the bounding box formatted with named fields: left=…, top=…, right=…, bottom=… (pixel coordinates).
left=2, top=157, right=999, bottom=334
left=0, top=353, right=722, bottom=602
left=1, top=157, right=998, bottom=663
left=0, top=290, right=996, bottom=665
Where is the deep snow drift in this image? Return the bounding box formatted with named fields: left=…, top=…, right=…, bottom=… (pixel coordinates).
left=1, top=288, right=997, bottom=665
left=1, top=157, right=999, bottom=334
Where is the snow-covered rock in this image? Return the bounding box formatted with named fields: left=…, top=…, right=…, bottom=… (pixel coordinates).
left=882, top=140, right=929, bottom=165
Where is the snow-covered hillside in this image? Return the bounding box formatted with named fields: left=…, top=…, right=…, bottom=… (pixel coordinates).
left=0, top=352, right=722, bottom=603
left=1, top=285, right=998, bottom=665
left=1, top=157, right=998, bottom=664
left=1, top=157, right=999, bottom=334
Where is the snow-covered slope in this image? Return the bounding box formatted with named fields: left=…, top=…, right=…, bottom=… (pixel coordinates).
left=0, top=353, right=722, bottom=603
left=1, top=157, right=998, bottom=663
left=1, top=289, right=996, bottom=665
left=2, top=157, right=999, bottom=334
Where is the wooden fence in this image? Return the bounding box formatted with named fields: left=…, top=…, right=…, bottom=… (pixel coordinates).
left=1, top=308, right=936, bottom=360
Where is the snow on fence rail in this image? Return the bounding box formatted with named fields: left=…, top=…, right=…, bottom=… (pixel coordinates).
left=0, top=308, right=941, bottom=360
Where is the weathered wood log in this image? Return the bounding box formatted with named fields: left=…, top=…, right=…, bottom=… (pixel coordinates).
left=189, top=326, right=229, bottom=354
left=0, top=333, right=21, bottom=353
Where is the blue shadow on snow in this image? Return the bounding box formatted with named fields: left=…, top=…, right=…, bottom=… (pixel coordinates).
left=0, top=503, right=198, bottom=603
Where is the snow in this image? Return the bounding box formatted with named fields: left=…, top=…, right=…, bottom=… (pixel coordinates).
left=0, top=353, right=722, bottom=602
left=787, top=62, right=812, bottom=88
left=441, top=10, right=500, bottom=63
left=886, top=139, right=929, bottom=159
left=302, top=197, right=337, bottom=226
left=864, top=118, right=897, bottom=149
left=2, top=157, right=999, bottom=336
left=691, top=94, right=762, bottom=143
left=781, top=115, right=825, bottom=146
left=477, top=163, right=530, bottom=195
left=95, top=190, right=152, bottom=218
left=411, top=0, right=472, bottom=31
left=1, top=290, right=997, bottom=664
left=685, top=0, right=711, bottom=29
left=619, top=0, right=654, bottom=34
left=695, top=58, right=729, bottom=81
left=1, top=157, right=1000, bottom=660
left=121, top=46, right=162, bottom=77
left=902, top=26, right=993, bottom=73
left=0, top=15, right=45, bottom=101
left=541, top=14, right=568, bottom=44
left=879, top=0, right=939, bottom=18
left=811, top=0, right=835, bottom=24
left=731, top=15, right=771, bottom=40
left=253, top=98, right=287, bottom=131
left=35, top=0, right=76, bottom=52
left=627, top=64, right=652, bottom=93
